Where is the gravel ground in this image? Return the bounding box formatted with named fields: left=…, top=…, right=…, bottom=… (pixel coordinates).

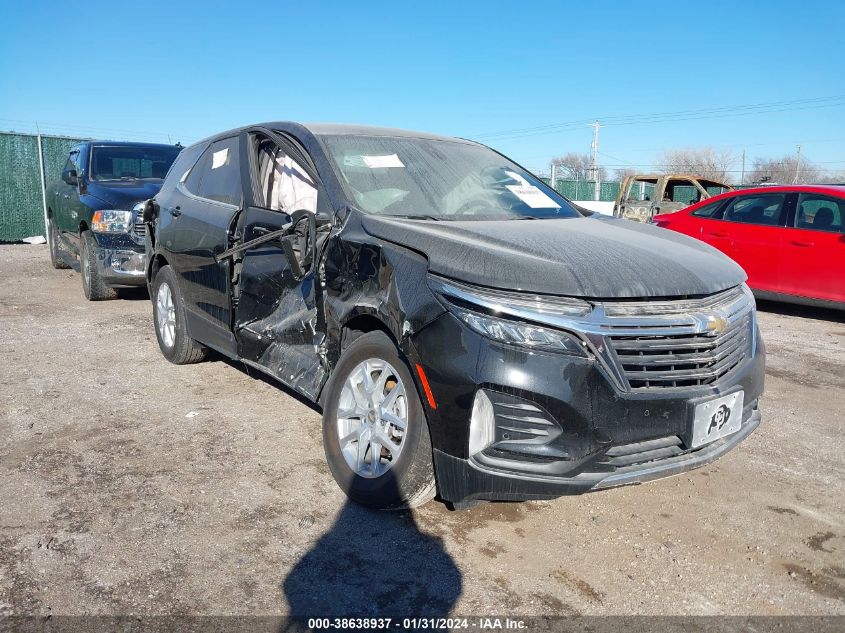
left=0, top=244, right=843, bottom=617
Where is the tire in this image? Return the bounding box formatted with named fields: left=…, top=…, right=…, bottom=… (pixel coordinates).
left=151, top=265, right=208, bottom=365
left=322, top=331, right=436, bottom=509
left=80, top=230, right=117, bottom=301
left=47, top=218, right=71, bottom=269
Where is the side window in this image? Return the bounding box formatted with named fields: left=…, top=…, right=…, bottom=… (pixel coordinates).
left=723, top=194, right=786, bottom=226
left=63, top=151, right=79, bottom=174
left=691, top=199, right=725, bottom=218
left=183, top=147, right=209, bottom=195
left=795, top=193, right=845, bottom=233
left=159, top=143, right=204, bottom=197
left=626, top=179, right=656, bottom=202
left=664, top=179, right=700, bottom=205
left=184, top=136, right=243, bottom=206
left=253, top=137, right=321, bottom=214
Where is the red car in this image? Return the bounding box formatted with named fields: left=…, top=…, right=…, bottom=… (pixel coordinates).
left=651, top=185, right=845, bottom=308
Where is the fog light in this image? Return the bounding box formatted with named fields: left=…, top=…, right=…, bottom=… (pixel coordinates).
left=469, top=390, right=496, bottom=456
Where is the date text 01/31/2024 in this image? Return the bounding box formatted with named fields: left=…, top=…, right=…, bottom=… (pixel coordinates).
left=307, top=617, right=528, bottom=629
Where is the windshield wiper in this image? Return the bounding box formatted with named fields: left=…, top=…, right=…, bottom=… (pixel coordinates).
left=385, top=214, right=441, bottom=221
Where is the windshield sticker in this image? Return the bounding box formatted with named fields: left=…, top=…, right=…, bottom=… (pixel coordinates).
left=211, top=148, right=229, bottom=169
left=506, top=185, right=561, bottom=209
left=362, top=154, right=405, bottom=169
left=505, top=170, right=530, bottom=186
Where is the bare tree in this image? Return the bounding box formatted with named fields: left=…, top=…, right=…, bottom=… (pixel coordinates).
left=655, top=147, right=736, bottom=183
left=550, top=152, right=607, bottom=181
left=613, top=167, right=639, bottom=181
left=745, top=154, right=825, bottom=185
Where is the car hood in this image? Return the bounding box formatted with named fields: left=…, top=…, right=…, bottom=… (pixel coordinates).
left=86, top=180, right=164, bottom=210
left=360, top=214, right=747, bottom=299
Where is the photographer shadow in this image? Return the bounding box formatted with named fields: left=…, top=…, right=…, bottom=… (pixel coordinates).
left=281, top=474, right=461, bottom=624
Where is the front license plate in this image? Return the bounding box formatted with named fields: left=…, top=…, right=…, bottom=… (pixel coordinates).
left=691, top=391, right=744, bottom=449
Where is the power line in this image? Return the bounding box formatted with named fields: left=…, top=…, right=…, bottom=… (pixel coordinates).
left=471, top=95, right=845, bottom=141
left=0, top=117, right=200, bottom=144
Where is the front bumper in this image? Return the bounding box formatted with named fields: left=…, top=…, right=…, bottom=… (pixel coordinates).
left=409, top=310, right=765, bottom=503
left=433, top=405, right=761, bottom=502
left=91, top=233, right=146, bottom=287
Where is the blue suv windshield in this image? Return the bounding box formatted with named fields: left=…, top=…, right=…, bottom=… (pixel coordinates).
left=90, top=146, right=181, bottom=182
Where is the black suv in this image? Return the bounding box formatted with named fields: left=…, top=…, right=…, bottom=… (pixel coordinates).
left=144, top=123, right=765, bottom=508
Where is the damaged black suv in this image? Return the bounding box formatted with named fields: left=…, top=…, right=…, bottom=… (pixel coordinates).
left=144, top=123, right=764, bottom=508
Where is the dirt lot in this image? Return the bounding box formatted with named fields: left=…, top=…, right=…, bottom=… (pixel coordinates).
left=1, top=243, right=843, bottom=617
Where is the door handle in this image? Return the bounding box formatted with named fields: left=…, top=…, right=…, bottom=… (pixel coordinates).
left=707, top=230, right=728, bottom=237
left=167, top=206, right=182, bottom=217
left=791, top=240, right=814, bottom=247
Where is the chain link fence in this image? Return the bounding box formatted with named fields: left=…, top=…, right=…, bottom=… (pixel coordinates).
left=0, top=132, right=87, bottom=242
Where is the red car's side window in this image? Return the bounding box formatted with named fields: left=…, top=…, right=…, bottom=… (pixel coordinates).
left=795, top=194, right=845, bottom=234
left=691, top=199, right=726, bottom=219
left=722, top=194, right=787, bottom=227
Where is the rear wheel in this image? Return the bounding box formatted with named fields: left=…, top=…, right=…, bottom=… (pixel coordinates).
left=80, top=230, right=117, bottom=300
left=152, top=265, right=208, bottom=364
left=47, top=218, right=71, bottom=269
left=322, top=331, right=436, bottom=509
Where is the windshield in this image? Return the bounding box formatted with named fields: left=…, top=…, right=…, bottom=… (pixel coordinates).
left=90, top=145, right=181, bottom=181
left=321, top=135, right=580, bottom=220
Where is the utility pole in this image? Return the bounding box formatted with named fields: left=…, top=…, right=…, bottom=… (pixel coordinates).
left=590, top=120, right=601, bottom=201
left=740, top=149, right=746, bottom=185
left=35, top=122, right=49, bottom=239
left=794, top=145, right=801, bottom=184
left=549, top=162, right=557, bottom=193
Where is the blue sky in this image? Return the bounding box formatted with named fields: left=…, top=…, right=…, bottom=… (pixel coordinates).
left=1, top=0, right=843, bottom=178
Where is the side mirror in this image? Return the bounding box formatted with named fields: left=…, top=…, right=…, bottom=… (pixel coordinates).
left=62, top=169, right=78, bottom=186
left=314, top=212, right=333, bottom=228
left=142, top=199, right=159, bottom=222
left=286, top=210, right=318, bottom=279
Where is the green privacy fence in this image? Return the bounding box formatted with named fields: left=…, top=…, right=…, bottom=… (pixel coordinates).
left=540, top=178, right=622, bottom=202
left=0, top=132, right=87, bottom=242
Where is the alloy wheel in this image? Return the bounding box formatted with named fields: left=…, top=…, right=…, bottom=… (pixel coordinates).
left=336, top=358, right=408, bottom=478
left=156, top=282, right=176, bottom=348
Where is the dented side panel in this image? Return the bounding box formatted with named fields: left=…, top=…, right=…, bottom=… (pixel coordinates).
left=321, top=211, right=446, bottom=375
left=231, top=209, right=446, bottom=403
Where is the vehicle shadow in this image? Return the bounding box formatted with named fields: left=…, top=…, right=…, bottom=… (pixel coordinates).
left=756, top=299, right=845, bottom=323
left=280, top=472, right=462, bottom=628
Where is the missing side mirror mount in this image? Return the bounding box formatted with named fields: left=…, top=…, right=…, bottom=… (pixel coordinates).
left=62, top=169, right=78, bottom=186
left=142, top=199, right=159, bottom=222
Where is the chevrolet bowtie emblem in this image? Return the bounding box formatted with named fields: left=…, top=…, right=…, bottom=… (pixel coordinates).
left=705, top=315, right=728, bottom=335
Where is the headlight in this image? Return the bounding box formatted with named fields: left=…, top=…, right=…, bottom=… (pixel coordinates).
left=427, top=275, right=591, bottom=356
left=428, top=275, right=590, bottom=319
left=451, top=305, right=588, bottom=356
left=91, top=210, right=132, bottom=233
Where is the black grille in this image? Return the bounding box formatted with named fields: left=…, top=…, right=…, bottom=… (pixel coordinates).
left=595, top=436, right=685, bottom=469
left=609, top=313, right=751, bottom=389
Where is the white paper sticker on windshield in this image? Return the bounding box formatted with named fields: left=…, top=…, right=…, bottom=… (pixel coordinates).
left=211, top=148, right=229, bottom=169
left=505, top=170, right=530, bottom=186
left=362, top=154, right=404, bottom=168
left=506, top=185, right=560, bottom=209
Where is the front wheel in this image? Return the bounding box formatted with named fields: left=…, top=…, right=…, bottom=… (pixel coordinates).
left=47, top=218, right=71, bottom=269
left=80, top=230, right=117, bottom=300
left=322, top=331, right=436, bottom=509
left=151, top=265, right=208, bottom=364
